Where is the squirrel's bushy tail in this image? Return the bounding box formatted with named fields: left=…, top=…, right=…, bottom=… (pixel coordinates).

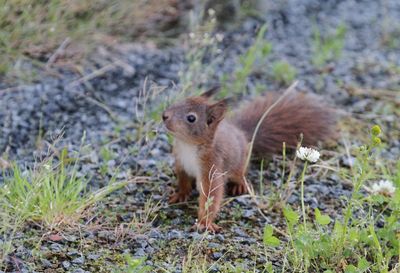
left=233, top=92, right=336, bottom=155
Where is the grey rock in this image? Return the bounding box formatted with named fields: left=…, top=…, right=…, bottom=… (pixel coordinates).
left=212, top=252, right=223, bottom=260
left=207, top=242, right=220, bottom=249
left=50, top=243, right=63, bottom=253
left=168, top=230, right=183, bottom=240
left=233, top=228, right=247, bottom=237
left=41, top=259, right=52, bottom=268
left=87, top=254, right=101, bottom=260
left=62, top=261, right=71, bottom=269
left=72, top=256, right=85, bottom=265
left=134, top=248, right=146, bottom=257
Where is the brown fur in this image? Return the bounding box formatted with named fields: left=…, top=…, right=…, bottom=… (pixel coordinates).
left=233, top=92, right=337, bottom=155
left=162, top=88, right=336, bottom=232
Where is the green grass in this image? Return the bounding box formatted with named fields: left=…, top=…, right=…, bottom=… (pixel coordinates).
left=271, top=61, right=298, bottom=86
left=262, top=125, right=400, bottom=272
left=0, top=145, right=131, bottom=268
left=312, top=23, right=347, bottom=67
left=221, top=24, right=272, bottom=97
left=0, top=147, right=124, bottom=229
left=0, top=0, right=180, bottom=81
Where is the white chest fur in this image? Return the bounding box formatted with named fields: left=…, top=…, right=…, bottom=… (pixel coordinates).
left=174, top=140, right=202, bottom=190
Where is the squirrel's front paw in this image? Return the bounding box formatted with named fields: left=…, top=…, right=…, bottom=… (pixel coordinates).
left=192, top=221, right=221, bottom=233
left=169, top=192, right=190, bottom=204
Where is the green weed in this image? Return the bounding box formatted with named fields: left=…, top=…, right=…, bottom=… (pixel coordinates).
left=312, top=24, right=347, bottom=67
left=0, top=141, right=133, bottom=268
left=262, top=125, right=400, bottom=272
left=0, top=147, right=128, bottom=229
left=113, top=255, right=152, bottom=273
left=271, top=61, right=297, bottom=86
left=221, top=24, right=272, bottom=97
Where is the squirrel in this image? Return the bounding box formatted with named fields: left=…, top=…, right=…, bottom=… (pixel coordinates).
left=162, top=86, right=336, bottom=232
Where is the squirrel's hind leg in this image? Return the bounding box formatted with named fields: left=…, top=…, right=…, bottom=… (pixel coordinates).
left=227, top=176, right=248, bottom=196
left=227, top=168, right=249, bottom=196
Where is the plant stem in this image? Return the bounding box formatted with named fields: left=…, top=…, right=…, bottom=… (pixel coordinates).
left=300, top=161, right=308, bottom=229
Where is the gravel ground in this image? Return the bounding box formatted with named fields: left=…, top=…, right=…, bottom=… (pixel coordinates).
left=1, top=0, right=399, bottom=272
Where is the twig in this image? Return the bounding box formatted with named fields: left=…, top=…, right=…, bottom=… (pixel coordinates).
left=46, top=37, right=71, bottom=68
left=244, top=81, right=299, bottom=171
left=66, top=62, right=117, bottom=89
left=0, top=85, right=30, bottom=95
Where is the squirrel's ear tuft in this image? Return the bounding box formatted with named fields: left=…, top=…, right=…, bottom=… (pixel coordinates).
left=200, top=85, right=221, bottom=99
left=206, top=98, right=230, bottom=125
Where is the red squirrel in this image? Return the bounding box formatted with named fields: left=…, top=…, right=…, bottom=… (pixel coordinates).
left=162, top=87, right=336, bottom=232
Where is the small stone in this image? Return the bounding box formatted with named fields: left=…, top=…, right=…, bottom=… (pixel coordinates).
left=145, top=246, right=154, bottom=254
left=243, top=209, right=254, bottom=218
left=341, top=156, right=356, bottom=167
left=168, top=230, right=183, bottom=240
left=216, top=234, right=225, bottom=242
left=190, top=232, right=203, bottom=240
left=149, top=229, right=162, bottom=239
left=212, top=252, right=223, bottom=260
left=67, top=249, right=79, bottom=257
left=41, top=259, right=52, bottom=268
left=87, top=254, right=100, bottom=260
left=233, top=228, right=247, bottom=237
left=134, top=248, right=146, bottom=257
left=72, top=256, right=85, bottom=265
left=50, top=243, right=63, bottom=253
left=62, top=261, right=71, bottom=269
left=65, top=235, right=78, bottom=242
left=207, top=242, right=220, bottom=249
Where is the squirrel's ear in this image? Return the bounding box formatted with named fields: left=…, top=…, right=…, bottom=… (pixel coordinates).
left=206, top=98, right=230, bottom=125
left=200, top=85, right=221, bottom=99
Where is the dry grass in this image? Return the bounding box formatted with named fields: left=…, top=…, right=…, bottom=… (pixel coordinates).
left=0, top=0, right=190, bottom=81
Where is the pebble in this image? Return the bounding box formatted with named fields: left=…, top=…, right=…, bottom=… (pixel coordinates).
left=134, top=248, right=146, bottom=257
left=72, top=256, right=85, bottom=265
left=212, top=252, right=223, bottom=260
left=62, top=261, right=71, bottom=269
left=40, top=259, right=52, bottom=268
left=87, top=254, right=101, bottom=260
left=167, top=230, right=183, bottom=240
left=50, top=243, right=63, bottom=253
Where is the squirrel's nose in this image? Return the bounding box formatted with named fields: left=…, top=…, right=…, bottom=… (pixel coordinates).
left=162, top=111, right=170, bottom=121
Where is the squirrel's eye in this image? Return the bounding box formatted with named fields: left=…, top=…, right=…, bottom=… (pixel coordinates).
left=186, top=114, right=196, bottom=123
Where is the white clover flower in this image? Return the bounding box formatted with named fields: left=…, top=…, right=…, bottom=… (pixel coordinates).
left=208, top=8, right=216, bottom=16
left=296, top=147, right=320, bottom=163
left=370, top=180, right=396, bottom=197
left=189, top=32, right=196, bottom=39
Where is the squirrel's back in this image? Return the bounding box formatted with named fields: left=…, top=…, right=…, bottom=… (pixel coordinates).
left=232, top=92, right=336, bottom=155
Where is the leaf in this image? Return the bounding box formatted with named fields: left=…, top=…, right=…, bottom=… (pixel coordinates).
left=333, top=221, right=343, bottom=236
left=344, top=265, right=357, bottom=273
left=357, top=258, right=370, bottom=271
left=283, top=206, right=299, bottom=225
left=265, top=262, right=274, bottom=273
left=263, top=225, right=280, bottom=247
left=315, top=208, right=331, bottom=225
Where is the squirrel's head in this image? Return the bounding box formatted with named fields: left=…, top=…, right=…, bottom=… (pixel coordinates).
left=162, top=86, right=230, bottom=144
